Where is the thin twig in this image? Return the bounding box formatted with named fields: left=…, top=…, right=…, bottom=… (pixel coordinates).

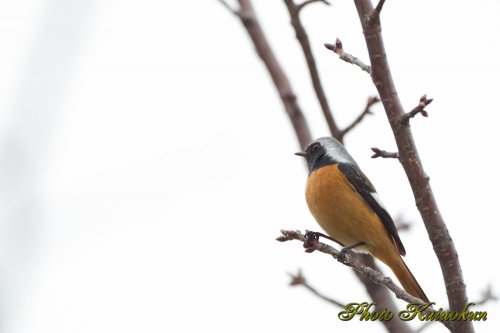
left=340, top=96, right=379, bottom=140
left=277, top=229, right=453, bottom=331
left=353, top=1, right=471, bottom=332
left=400, top=94, right=433, bottom=125
left=283, top=0, right=342, bottom=141
left=288, top=269, right=345, bottom=308
left=324, top=38, right=371, bottom=74
left=216, top=0, right=239, bottom=15
left=297, top=0, right=331, bottom=12
left=371, top=147, right=399, bottom=159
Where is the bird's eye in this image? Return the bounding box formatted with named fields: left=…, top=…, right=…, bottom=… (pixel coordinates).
left=310, top=143, right=320, bottom=153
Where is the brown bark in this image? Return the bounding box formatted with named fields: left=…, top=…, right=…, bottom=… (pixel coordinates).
left=353, top=1, right=472, bottom=332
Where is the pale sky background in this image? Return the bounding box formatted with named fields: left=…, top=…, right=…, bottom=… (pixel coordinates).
left=0, top=0, right=499, bottom=332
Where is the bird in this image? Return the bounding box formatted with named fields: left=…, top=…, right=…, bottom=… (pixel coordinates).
left=295, top=136, right=429, bottom=302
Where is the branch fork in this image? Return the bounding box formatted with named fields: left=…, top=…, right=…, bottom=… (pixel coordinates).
left=400, top=94, right=433, bottom=125
left=371, top=147, right=399, bottom=159
left=367, top=0, right=386, bottom=25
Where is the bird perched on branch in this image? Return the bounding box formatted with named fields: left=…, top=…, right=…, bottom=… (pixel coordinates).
left=295, top=136, right=429, bottom=302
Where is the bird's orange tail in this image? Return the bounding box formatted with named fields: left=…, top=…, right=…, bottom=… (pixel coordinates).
left=390, top=256, right=429, bottom=303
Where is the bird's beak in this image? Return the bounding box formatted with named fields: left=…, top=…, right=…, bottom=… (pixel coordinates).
left=295, top=151, right=307, bottom=157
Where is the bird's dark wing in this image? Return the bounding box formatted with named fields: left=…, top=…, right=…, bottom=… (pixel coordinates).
left=338, top=163, right=406, bottom=256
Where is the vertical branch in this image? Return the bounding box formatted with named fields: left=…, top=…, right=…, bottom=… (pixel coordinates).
left=283, top=0, right=342, bottom=141
left=353, top=1, right=472, bottom=332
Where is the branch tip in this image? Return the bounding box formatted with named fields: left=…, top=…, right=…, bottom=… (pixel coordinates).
left=371, top=147, right=399, bottom=159
left=277, top=230, right=293, bottom=242
left=401, top=94, right=433, bottom=124
left=288, top=269, right=306, bottom=286
left=324, top=38, right=371, bottom=74
left=276, top=235, right=287, bottom=242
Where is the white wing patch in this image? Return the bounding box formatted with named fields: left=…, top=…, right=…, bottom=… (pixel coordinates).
left=370, top=192, right=387, bottom=211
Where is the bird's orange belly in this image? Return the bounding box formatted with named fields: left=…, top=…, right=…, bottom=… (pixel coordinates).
left=305, top=164, right=390, bottom=254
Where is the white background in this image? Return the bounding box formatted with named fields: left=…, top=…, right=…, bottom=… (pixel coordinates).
left=0, top=0, right=499, bottom=332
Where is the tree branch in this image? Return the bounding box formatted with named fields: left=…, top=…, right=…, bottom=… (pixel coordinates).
left=354, top=255, right=416, bottom=333
left=374, top=0, right=386, bottom=14
left=283, top=0, right=342, bottom=141
left=371, top=147, right=399, bottom=159
left=216, top=0, right=239, bottom=15
left=415, top=285, right=496, bottom=333
left=339, top=96, right=379, bottom=140
left=297, top=0, right=331, bottom=12
left=400, top=94, right=433, bottom=125
left=276, top=230, right=423, bottom=303
left=277, top=229, right=453, bottom=331
left=220, top=6, right=408, bottom=327
left=353, top=1, right=472, bottom=332
left=324, top=38, right=372, bottom=74
left=288, top=269, right=345, bottom=308
left=289, top=261, right=414, bottom=333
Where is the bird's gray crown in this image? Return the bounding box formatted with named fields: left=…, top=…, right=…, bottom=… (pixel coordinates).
left=298, top=137, right=358, bottom=173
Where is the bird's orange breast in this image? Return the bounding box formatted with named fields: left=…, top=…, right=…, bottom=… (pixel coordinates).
left=305, top=164, right=395, bottom=256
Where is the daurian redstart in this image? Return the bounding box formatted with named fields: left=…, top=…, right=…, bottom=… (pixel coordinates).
left=296, top=137, right=429, bottom=302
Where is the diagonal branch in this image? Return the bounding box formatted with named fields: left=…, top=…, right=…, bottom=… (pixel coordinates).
left=289, top=264, right=414, bottom=333
left=415, top=285, right=496, bottom=333
left=324, top=38, right=371, bottom=74
left=339, top=96, right=379, bottom=140
left=277, top=229, right=453, bottom=331
left=216, top=0, right=239, bottom=15
left=288, top=269, right=345, bottom=308
left=374, top=0, right=386, bottom=14
left=283, top=0, right=342, bottom=141
left=276, top=230, right=424, bottom=304
left=353, top=1, right=472, bottom=332
left=353, top=255, right=416, bottom=333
